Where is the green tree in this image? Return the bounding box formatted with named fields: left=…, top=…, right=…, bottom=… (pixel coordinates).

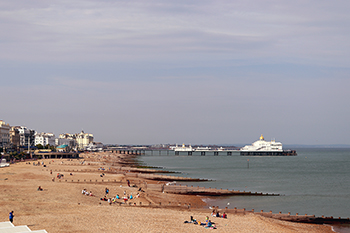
left=36, top=144, right=44, bottom=149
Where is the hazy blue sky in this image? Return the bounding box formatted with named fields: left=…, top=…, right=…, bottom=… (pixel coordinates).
left=1, top=0, right=350, bottom=145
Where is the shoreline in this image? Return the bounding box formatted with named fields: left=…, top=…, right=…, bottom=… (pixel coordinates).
left=0, top=151, right=334, bottom=232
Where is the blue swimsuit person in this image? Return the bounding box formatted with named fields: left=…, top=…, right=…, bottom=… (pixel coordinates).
left=9, top=211, right=14, bottom=223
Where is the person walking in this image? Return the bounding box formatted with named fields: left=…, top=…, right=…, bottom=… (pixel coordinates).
left=9, top=211, right=14, bottom=223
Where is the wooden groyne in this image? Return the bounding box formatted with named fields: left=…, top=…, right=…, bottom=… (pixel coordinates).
left=141, top=183, right=279, bottom=196
left=219, top=207, right=350, bottom=225
left=162, top=184, right=279, bottom=196
left=127, top=173, right=210, bottom=182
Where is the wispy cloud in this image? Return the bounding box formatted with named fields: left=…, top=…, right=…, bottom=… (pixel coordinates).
left=1, top=0, right=350, bottom=144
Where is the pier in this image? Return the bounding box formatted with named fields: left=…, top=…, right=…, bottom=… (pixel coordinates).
left=141, top=150, right=239, bottom=156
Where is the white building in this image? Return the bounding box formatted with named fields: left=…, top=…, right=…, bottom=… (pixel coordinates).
left=76, top=131, right=93, bottom=150
left=12, top=126, right=35, bottom=147
left=0, top=120, right=10, bottom=148
left=34, top=132, right=56, bottom=146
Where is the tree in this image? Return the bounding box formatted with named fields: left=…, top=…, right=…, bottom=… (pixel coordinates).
left=36, top=144, right=44, bottom=149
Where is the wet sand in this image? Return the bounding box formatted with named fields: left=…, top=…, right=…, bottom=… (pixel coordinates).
left=0, top=152, right=333, bottom=232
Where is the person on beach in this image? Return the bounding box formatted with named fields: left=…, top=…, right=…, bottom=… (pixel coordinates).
left=184, top=216, right=197, bottom=224
left=206, top=220, right=216, bottom=228
left=222, top=212, right=227, bottom=218
left=37, top=186, right=43, bottom=191
left=105, top=188, right=109, bottom=196
left=9, top=211, right=14, bottom=223
left=127, top=180, right=130, bottom=187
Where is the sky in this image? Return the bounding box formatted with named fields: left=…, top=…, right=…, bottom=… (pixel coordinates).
left=1, top=0, right=350, bottom=145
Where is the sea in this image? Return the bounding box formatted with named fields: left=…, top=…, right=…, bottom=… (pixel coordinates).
left=137, top=148, right=350, bottom=233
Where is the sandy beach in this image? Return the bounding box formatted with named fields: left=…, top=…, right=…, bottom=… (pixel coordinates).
left=0, top=152, right=333, bottom=233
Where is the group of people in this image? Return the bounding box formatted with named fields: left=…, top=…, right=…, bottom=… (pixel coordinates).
left=211, top=210, right=227, bottom=218
left=56, top=173, right=64, bottom=179
left=184, top=216, right=217, bottom=229
left=99, top=187, right=141, bottom=205
left=81, top=189, right=94, bottom=196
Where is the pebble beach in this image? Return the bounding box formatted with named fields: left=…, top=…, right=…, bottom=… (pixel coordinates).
left=0, top=152, right=333, bottom=233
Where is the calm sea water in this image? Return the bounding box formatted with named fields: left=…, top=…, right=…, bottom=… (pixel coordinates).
left=137, top=148, right=350, bottom=219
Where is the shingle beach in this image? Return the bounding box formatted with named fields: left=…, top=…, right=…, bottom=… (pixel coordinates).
left=0, top=152, right=332, bottom=233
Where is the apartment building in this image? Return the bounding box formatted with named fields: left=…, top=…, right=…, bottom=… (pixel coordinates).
left=0, top=120, right=10, bottom=148
left=13, top=126, right=35, bottom=147
left=34, top=132, right=55, bottom=146
left=9, top=127, right=20, bottom=148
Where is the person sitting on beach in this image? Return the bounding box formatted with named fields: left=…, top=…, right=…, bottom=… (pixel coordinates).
left=216, top=211, right=220, bottom=217
left=211, top=210, right=216, bottom=217
left=89, top=191, right=94, bottom=196
left=116, top=194, right=120, bottom=199
left=206, top=220, right=216, bottom=228
left=136, top=193, right=140, bottom=198
left=129, top=194, right=133, bottom=200
left=207, top=220, right=212, bottom=227
left=222, top=212, right=227, bottom=218
left=37, top=186, right=43, bottom=191
left=82, top=189, right=87, bottom=195
left=191, top=216, right=197, bottom=223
